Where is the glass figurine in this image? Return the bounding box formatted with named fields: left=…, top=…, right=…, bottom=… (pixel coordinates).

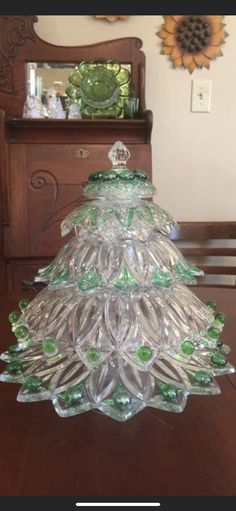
left=0, top=141, right=235, bottom=421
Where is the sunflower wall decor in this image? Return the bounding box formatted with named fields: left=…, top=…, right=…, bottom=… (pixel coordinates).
left=94, top=16, right=129, bottom=22
left=157, top=15, right=228, bottom=73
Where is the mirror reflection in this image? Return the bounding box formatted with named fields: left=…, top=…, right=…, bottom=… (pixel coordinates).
left=25, top=62, right=133, bottom=119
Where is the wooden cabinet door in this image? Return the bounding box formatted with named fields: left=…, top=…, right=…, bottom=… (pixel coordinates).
left=9, top=143, right=151, bottom=258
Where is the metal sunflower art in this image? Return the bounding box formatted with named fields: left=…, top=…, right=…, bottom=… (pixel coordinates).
left=157, top=15, right=228, bottom=73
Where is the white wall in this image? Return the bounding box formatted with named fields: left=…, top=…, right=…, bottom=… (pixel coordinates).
left=35, top=15, right=236, bottom=221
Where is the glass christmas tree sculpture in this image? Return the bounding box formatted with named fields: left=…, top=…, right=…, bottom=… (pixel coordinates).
left=0, top=141, right=235, bottom=421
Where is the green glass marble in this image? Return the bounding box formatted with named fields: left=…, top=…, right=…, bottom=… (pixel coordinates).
left=8, top=311, right=20, bottom=324
left=77, top=270, right=101, bottom=292
left=206, top=300, right=217, bottom=312
left=114, top=267, right=138, bottom=291
left=112, top=385, right=132, bottom=411
left=214, top=312, right=225, bottom=324
left=194, top=371, right=213, bottom=386
left=102, top=170, right=117, bottom=181
left=86, top=348, right=101, bottom=364
left=59, top=383, right=84, bottom=405
left=158, top=381, right=179, bottom=403
left=136, top=345, right=153, bottom=362
left=51, top=267, right=70, bottom=285
left=152, top=269, right=172, bottom=288
left=211, top=352, right=227, bottom=366
left=6, top=360, right=23, bottom=374
left=42, top=338, right=58, bottom=355
left=18, top=299, right=29, bottom=311
left=133, top=169, right=147, bottom=180
left=8, top=344, right=21, bottom=355
left=118, top=170, right=134, bottom=181
left=88, top=171, right=104, bottom=181
left=14, top=326, right=29, bottom=339
left=181, top=340, right=195, bottom=355
left=207, top=326, right=221, bottom=340
left=24, top=375, right=43, bottom=392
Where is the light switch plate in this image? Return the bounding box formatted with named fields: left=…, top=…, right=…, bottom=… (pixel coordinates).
left=191, top=80, right=212, bottom=112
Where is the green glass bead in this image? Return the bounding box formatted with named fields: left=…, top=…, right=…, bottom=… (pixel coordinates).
left=86, top=348, right=101, bottom=364
left=8, top=311, right=20, bottom=324
left=136, top=345, right=153, bottom=362
left=102, top=171, right=117, bottom=181
left=181, top=340, right=195, bottom=355
left=194, top=371, right=213, bottom=386
left=88, top=171, right=103, bottom=181
left=214, top=312, right=225, bottom=324
left=206, top=300, right=217, bottom=312
left=133, top=169, right=147, bottom=180
left=18, top=299, right=29, bottom=311
left=59, top=383, right=84, bottom=405
left=6, top=360, right=23, bottom=374
left=24, top=375, right=43, bottom=392
left=112, top=385, right=132, bottom=411
left=207, top=326, right=221, bottom=340
left=118, top=170, right=134, bottom=180
left=8, top=344, right=21, bottom=355
left=211, top=352, right=227, bottom=366
left=159, top=382, right=179, bottom=403
left=42, top=338, right=58, bottom=355
left=14, top=326, right=29, bottom=339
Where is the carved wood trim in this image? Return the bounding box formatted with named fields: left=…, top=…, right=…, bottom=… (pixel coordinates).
left=0, top=16, right=37, bottom=93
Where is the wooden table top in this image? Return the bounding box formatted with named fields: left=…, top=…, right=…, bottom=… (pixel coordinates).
left=0, top=287, right=236, bottom=497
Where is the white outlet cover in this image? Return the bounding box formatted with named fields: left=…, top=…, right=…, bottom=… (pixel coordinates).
left=191, top=80, right=212, bottom=113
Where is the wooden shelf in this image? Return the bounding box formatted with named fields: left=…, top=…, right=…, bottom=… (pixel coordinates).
left=6, top=111, right=153, bottom=144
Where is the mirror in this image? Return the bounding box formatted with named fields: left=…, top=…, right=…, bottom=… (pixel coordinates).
left=26, top=62, right=132, bottom=113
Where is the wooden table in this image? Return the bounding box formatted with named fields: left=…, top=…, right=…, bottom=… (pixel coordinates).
left=0, top=287, right=236, bottom=497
